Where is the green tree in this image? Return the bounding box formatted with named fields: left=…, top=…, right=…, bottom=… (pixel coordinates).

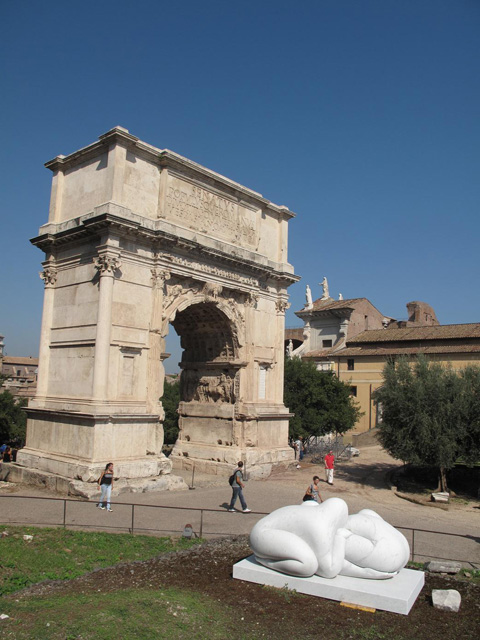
left=456, top=365, right=480, bottom=466
left=162, top=379, right=180, bottom=444
left=375, top=355, right=480, bottom=492
left=284, top=357, right=362, bottom=440
left=0, top=390, right=27, bottom=445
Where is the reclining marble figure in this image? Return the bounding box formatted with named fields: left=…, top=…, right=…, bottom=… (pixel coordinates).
left=250, top=498, right=409, bottom=580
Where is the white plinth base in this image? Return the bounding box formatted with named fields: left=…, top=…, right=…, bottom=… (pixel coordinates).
left=233, top=556, right=424, bottom=615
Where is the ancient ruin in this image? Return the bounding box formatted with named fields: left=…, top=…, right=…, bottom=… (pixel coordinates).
left=15, top=127, right=299, bottom=492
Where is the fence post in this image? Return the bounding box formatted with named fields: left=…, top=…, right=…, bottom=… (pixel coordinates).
left=200, top=510, right=203, bottom=538
left=131, top=504, right=135, bottom=535
left=63, top=499, right=67, bottom=529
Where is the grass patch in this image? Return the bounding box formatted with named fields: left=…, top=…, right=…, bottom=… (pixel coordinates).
left=0, top=526, right=200, bottom=596
left=0, top=587, right=245, bottom=640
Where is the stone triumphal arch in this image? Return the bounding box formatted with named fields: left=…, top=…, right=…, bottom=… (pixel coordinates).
left=16, top=127, right=299, bottom=492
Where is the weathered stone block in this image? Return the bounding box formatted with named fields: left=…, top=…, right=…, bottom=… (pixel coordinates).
left=425, top=561, right=462, bottom=574
left=432, top=589, right=461, bottom=612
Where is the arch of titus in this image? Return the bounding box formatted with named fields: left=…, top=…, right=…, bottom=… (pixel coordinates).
left=16, top=127, right=299, bottom=493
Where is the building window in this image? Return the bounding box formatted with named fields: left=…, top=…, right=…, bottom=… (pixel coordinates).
left=322, top=339, right=332, bottom=348
left=347, top=359, right=354, bottom=371
left=17, top=369, right=22, bottom=376
left=316, top=362, right=334, bottom=372
left=350, top=386, right=357, bottom=397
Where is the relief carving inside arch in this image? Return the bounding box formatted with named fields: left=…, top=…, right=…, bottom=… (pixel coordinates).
left=180, top=368, right=236, bottom=404
left=171, top=299, right=240, bottom=405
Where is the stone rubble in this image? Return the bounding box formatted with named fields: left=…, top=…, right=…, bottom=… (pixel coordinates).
left=432, top=589, right=461, bottom=612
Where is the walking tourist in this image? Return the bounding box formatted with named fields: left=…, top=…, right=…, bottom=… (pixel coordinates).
left=324, top=450, right=335, bottom=485
left=294, top=437, right=304, bottom=468
left=228, top=461, right=251, bottom=513
left=97, top=462, right=114, bottom=511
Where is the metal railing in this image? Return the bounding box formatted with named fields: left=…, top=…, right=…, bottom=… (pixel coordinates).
left=0, top=494, right=478, bottom=568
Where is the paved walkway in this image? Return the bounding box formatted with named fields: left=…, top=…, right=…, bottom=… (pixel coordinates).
left=1, top=446, right=479, bottom=567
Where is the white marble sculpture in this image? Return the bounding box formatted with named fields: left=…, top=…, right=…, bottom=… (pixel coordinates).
left=305, top=285, right=313, bottom=309
left=320, top=276, right=329, bottom=300
left=286, top=339, right=293, bottom=358
left=250, top=498, right=409, bottom=580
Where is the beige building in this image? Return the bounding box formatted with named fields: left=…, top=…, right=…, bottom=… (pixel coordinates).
left=337, top=322, right=480, bottom=435
left=288, top=290, right=480, bottom=439
left=1, top=355, right=38, bottom=399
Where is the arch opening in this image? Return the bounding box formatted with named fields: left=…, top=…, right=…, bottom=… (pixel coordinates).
left=171, top=302, right=238, bottom=405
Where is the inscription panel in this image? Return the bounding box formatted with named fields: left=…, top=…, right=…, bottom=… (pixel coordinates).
left=165, top=177, right=257, bottom=248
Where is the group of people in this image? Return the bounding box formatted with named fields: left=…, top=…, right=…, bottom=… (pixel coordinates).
left=227, top=448, right=336, bottom=512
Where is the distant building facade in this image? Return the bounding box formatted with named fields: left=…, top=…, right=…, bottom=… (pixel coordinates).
left=1, top=354, right=39, bottom=399
left=286, top=283, right=480, bottom=438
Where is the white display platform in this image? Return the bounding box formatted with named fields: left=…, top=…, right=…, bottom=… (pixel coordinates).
left=233, top=556, right=424, bottom=615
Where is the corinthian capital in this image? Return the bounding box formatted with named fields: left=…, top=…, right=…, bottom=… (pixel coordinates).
left=151, top=268, right=171, bottom=289
left=94, top=254, right=122, bottom=275
left=39, top=266, right=58, bottom=286
left=276, top=299, right=290, bottom=314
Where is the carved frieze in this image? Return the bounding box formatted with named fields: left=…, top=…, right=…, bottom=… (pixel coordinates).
left=180, top=368, right=236, bottom=404
left=202, top=282, right=223, bottom=301
left=165, top=177, right=257, bottom=248
left=167, top=253, right=258, bottom=287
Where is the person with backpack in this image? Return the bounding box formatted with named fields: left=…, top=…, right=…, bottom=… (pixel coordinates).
left=228, top=461, right=251, bottom=513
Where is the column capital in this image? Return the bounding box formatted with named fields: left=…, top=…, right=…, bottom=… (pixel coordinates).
left=94, top=253, right=122, bottom=275
left=151, top=268, right=171, bottom=288
left=39, top=265, right=58, bottom=287
left=276, top=299, right=290, bottom=314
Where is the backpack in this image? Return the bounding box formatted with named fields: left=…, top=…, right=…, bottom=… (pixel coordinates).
left=229, top=469, right=241, bottom=486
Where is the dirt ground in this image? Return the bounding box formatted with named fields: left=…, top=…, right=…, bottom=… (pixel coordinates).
left=13, top=536, right=480, bottom=640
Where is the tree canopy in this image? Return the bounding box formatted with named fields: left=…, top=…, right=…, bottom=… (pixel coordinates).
left=162, top=379, right=180, bottom=444
left=0, top=390, right=27, bottom=445
left=283, top=357, right=362, bottom=440
left=374, top=355, right=480, bottom=492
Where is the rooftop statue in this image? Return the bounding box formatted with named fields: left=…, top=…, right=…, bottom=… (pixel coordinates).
left=305, top=285, right=313, bottom=309
left=286, top=339, right=293, bottom=358
left=320, top=276, right=330, bottom=300
left=250, top=498, right=409, bottom=580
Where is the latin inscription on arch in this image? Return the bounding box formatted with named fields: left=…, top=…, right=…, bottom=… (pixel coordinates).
left=165, top=177, right=257, bottom=248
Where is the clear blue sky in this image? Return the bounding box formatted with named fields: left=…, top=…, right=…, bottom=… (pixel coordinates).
left=1, top=1, right=479, bottom=373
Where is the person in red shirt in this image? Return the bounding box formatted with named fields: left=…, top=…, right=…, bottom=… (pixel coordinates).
left=324, top=450, right=335, bottom=485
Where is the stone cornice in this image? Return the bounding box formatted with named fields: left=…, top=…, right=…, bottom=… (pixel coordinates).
left=31, top=210, right=300, bottom=286
left=44, top=127, right=296, bottom=220
left=295, top=307, right=354, bottom=321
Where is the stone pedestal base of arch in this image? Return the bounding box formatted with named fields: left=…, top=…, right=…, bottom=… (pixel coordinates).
left=14, top=406, right=188, bottom=495
left=170, top=401, right=296, bottom=479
